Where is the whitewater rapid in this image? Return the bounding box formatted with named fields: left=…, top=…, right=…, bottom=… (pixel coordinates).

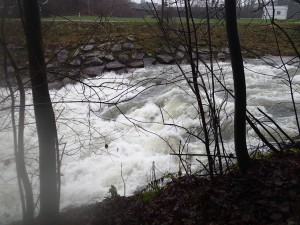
left=0, top=58, right=299, bottom=223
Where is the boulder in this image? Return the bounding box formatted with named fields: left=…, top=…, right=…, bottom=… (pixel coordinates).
left=129, top=60, right=144, bottom=68
left=106, top=61, right=125, bottom=70
left=69, top=58, right=81, bottom=67
left=132, top=52, right=144, bottom=60
left=88, top=39, right=96, bottom=44
left=82, top=44, right=94, bottom=51
left=127, top=35, right=135, bottom=41
left=143, top=57, right=156, bottom=67
left=175, top=51, right=185, bottom=60
left=85, top=51, right=102, bottom=58
left=157, top=54, right=174, bottom=64
left=83, top=66, right=105, bottom=77
left=84, top=57, right=103, bottom=66
left=117, top=53, right=129, bottom=64
left=57, top=49, right=69, bottom=63
left=111, top=44, right=122, bottom=52
left=102, top=54, right=115, bottom=62
left=122, top=42, right=134, bottom=50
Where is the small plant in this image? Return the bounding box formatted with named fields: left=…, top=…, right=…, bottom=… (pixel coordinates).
left=108, top=185, right=119, bottom=198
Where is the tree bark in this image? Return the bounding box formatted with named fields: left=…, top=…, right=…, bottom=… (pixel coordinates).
left=21, top=0, right=59, bottom=224
left=225, top=1, right=251, bottom=174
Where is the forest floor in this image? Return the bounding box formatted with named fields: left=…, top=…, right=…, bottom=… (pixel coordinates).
left=58, top=149, right=300, bottom=225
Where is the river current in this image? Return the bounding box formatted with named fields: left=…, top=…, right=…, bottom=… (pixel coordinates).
left=0, top=57, right=299, bottom=222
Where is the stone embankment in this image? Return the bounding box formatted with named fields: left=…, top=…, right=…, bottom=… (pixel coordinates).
left=2, top=36, right=230, bottom=89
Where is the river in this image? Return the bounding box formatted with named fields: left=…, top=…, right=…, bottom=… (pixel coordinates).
left=0, top=57, right=299, bottom=223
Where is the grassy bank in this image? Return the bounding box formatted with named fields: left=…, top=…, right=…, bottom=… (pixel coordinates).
left=2, top=17, right=300, bottom=61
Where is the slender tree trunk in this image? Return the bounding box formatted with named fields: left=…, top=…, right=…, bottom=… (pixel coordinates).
left=225, top=1, right=251, bottom=174
left=21, top=0, right=59, bottom=224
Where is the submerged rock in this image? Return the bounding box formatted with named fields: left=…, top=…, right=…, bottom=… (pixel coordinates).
left=122, top=42, right=134, bottom=50
left=143, top=57, right=156, bottom=67
left=82, top=44, right=94, bottom=52
left=111, top=44, right=122, bottom=52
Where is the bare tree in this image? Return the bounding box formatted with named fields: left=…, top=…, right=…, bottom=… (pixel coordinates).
left=20, top=0, right=59, bottom=224
left=225, top=0, right=251, bottom=173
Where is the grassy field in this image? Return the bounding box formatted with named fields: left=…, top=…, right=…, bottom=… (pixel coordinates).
left=2, top=16, right=300, bottom=61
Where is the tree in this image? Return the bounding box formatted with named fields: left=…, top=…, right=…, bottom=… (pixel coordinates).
left=225, top=0, right=251, bottom=173
left=21, top=0, right=59, bottom=224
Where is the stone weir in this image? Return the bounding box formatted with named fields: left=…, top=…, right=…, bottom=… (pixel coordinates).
left=1, top=37, right=230, bottom=89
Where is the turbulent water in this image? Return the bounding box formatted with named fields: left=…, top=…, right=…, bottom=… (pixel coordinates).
left=0, top=57, right=299, bottom=223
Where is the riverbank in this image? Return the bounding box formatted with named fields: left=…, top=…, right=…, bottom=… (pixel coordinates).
left=56, top=149, right=300, bottom=225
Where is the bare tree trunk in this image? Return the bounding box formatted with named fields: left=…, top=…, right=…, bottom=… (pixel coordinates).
left=21, top=0, right=59, bottom=224
left=225, top=0, right=251, bottom=174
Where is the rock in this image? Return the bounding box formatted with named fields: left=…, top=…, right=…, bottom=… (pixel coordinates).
left=84, top=57, right=103, bottom=66
left=127, top=35, right=135, bottom=41
left=57, top=49, right=69, bottom=63
left=68, top=69, right=80, bottom=77
left=99, top=43, right=111, bottom=50
left=175, top=51, right=185, bottom=60
left=143, top=57, right=156, bottom=67
left=157, top=54, right=174, bottom=64
left=106, top=61, right=125, bottom=70
left=129, top=60, right=144, bottom=68
left=111, top=44, right=122, bottom=52
left=7, top=43, right=24, bottom=50
left=117, top=53, right=129, bottom=64
left=122, top=42, right=134, bottom=50
left=132, top=52, right=144, bottom=60
left=82, top=44, right=94, bottom=51
left=217, top=53, right=227, bottom=61
left=102, top=54, right=115, bottom=62
left=47, top=73, right=58, bottom=82
left=88, top=39, right=96, bottom=44
left=164, top=46, right=176, bottom=54
left=73, top=49, right=81, bottom=57
left=178, top=45, right=186, bottom=52
left=69, top=58, right=81, bottom=67
left=85, top=51, right=102, bottom=58
left=82, top=66, right=105, bottom=77
left=46, top=63, right=58, bottom=70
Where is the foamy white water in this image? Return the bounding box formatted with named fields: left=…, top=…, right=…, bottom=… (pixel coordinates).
left=0, top=58, right=299, bottom=223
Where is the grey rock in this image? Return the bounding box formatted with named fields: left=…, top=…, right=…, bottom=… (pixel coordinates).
left=68, top=69, right=80, bottom=77
left=143, top=57, right=156, bottom=67
left=7, top=43, right=24, bottom=50
left=69, top=58, right=81, bottom=67
left=127, top=35, right=135, bottom=41
left=157, top=54, right=174, bottom=64
left=111, top=44, right=122, bottom=52
left=106, top=61, right=125, bottom=70
left=132, top=52, right=144, bottom=60
left=99, top=43, right=111, bottom=50
left=129, top=60, right=144, bottom=68
left=73, top=49, right=81, bottom=57
left=178, top=45, right=186, bottom=52
left=82, top=44, right=94, bottom=52
left=102, top=54, right=115, bottom=62
left=84, top=57, right=103, bottom=66
left=198, top=48, right=210, bottom=55
left=217, top=53, right=227, bottom=61
left=88, top=39, right=96, bottom=44
left=85, top=51, right=102, bottom=57
left=175, top=51, right=185, bottom=60
left=47, top=73, right=58, bottom=82
left=164, top=46, right=176, bottom=54
left=57, top=49, right=69, bottom=63
left=117, top=53, right=129, bottom=63
left=46, top=63, right=58, bottom=70
left=83, top=66, right=105, bottom=77
left=122, top=42, right=134, bottom=49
